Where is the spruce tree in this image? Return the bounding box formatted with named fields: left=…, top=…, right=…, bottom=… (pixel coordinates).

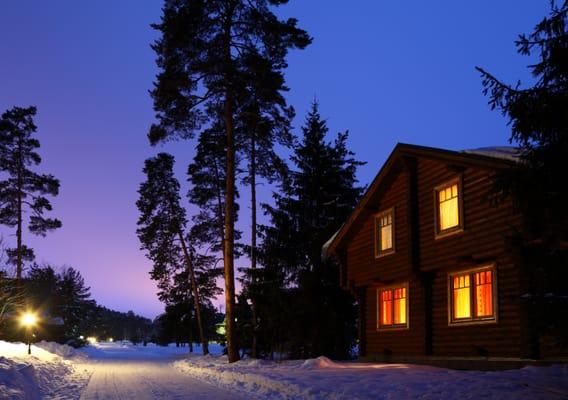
left=25, top=264, right=96, bottom=341
left=56, top=267, right=96, bottom=340
left=136, top=153, right=210, bottom=354
left=477, top=1, right=568, bottom=354
left=149, top=0, right=310, bottom=361
left=259, top=101, right=365, bottom=358
left=0, top=106, right=61, bottom=280
left=236, top=60, right=295, bottom=358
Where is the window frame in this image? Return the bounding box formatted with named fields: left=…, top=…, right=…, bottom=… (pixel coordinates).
left=374, top=207, right=396, bottom=258
left=434, top=177, right=464, bottom=239
left=447, top=264, right=498, bottom=327
left=376, top=282, right=409, bottom=331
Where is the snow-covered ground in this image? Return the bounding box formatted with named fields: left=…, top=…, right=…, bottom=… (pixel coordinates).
left=0, top=340, right=92, bottom=399
left=174, top=354, right=568, bottom=400
left=78, top=341, right=246, bottom=400
left=2, top=340, right=568, bottom=399
left=1, top=340, right=237, bottom=399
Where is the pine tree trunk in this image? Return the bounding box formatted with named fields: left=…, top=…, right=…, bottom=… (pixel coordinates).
left=178, top=231, right=209, bottom=355
left=222, top=4, right=239, bottom=363
left=16, top=189, right=22, bottom=281
left=16, top=137, right=23, bottom=281
left=223, top=94, right=238, bottom=363
left=250, top=131, right=259, bottom=358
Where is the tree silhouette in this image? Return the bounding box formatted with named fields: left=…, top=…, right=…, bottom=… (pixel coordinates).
left=0, top=106, right=61, bottom=280
left=149, top=0, right=310, bottom=362
left=235, top=58, right=295, bottom=357
left=258, top=101, right=365, bottom=358
left=136, top=153, right=210, bottom=354
left=477, top=1, right=568, bottom=355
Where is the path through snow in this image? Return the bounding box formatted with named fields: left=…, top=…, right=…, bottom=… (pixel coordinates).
left=80, top=343, right=245, bottom=400
left=80, top=360, right=242, bottom=400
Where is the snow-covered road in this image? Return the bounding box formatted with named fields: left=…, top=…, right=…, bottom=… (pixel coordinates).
left=80, top=360, right=242, bottom=400
left=79, top=343, right=245, bottom=400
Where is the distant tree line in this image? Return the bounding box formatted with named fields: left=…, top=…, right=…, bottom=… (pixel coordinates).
left=0, top=263, right=153, bottom=345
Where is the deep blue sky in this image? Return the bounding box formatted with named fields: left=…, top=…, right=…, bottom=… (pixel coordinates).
left=0, top=1, right=547, bottom=318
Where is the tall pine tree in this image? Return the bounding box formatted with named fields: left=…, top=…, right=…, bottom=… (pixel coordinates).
left=136, top=153, right=211, bottom=354
left=149, top=0, right=310, bottom=362
left=258, top=101, right=365, bottom=358
left=0, top=106, right=61, bottom=280
left=477, top=1, right=568, bottom=355
left=236, top=55, right=295, bottom=358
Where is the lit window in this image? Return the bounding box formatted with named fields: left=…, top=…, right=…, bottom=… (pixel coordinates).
left=449, top=267, right=496, bottom=324
left=435, top=180, right=462, bottom=236
left=475, top=270, right=493, bottom=317
left=452, top=275, right=471, bottom=319
left=375, top=209, right=394, bottom=257
left=378, top=285, right=408, bottom=329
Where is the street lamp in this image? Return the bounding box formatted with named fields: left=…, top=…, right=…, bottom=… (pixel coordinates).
left=20, top=311, right=38, bottom=355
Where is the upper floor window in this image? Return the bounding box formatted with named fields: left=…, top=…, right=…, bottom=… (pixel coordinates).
left=374, top=208, right=395, bottom=257
left=435, top=179, right=463, bottom=237
left=449, top=266, right=497, bottom=325
left=377, top=284, right=408, bottom=330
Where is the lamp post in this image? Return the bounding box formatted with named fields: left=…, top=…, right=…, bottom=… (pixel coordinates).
left=21, top=312, right=37, bottom=355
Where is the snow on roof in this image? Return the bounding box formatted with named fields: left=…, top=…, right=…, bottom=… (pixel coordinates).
left=321, top=227, right=341, bottom=260
left=461, top=146, right=521, bottom=162
left=322, top=145, right=521, bottom=260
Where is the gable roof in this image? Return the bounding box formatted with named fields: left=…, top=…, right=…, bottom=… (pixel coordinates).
left=323, top=143, right=518, bottom=259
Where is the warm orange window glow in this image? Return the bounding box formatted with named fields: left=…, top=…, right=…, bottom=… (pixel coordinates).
left=438, top=183, right=459, bottom=231
left=381, top=290, right=392, bottom=325
left=450, top=267, right=496, bottom=324
left=452, top=274, right=471, bottom=319
left=379, top=286, right=407, bottom=328
left=393, top=287, right=407, bottom=324
left=475, top=270, right=493, bottom=317
left=375, top=210, right=394, bottom=255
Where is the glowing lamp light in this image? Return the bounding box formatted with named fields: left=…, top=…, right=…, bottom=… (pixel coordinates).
left=87, top=336, right=98, bottom=345
left=108, top=338, right=114, bottom=343
left=20, top=311, right=39, bottom=355
left=21, top=312, right=38, bottom=328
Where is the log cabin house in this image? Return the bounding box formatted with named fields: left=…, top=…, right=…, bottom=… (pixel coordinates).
left=323, top=143, right=560, bottom=364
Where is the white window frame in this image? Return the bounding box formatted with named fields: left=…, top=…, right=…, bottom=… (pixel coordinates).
left=374, top=207, right=395, bottom=258
left=376, top=282, right=409, bottom=331
left=447, top=264, right=498, bottom=326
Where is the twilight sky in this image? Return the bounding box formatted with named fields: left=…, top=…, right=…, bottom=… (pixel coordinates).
left=0, top=1, right=547, bottom=319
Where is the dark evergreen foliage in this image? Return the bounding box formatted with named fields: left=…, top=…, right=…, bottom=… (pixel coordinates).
left=0, top=106, right=61, bottom=279
left=187, top=117, right=241, bottom=256
left=0, top=264, right=154, bottom=344
left=136, top=153, right=220, bottom=353
left=88, top=308, right=153, bottom=344
left=234, top=40, right=297, bottom=357
left=477, top=1, right=568, bottom=354
left=136, top=153, right=187, bottom=303
left=150, top=0, right=310, bottom=362
left=256, top=101, right=365, bottom=359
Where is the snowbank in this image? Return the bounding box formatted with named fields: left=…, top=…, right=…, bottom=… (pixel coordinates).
left=174, top=355, right=568, bottom=400
left=77, top=341, right=223, bottom=360
left=0, top=341, right=92, bottom=399
left=35, top=341, right=90, bottom=361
